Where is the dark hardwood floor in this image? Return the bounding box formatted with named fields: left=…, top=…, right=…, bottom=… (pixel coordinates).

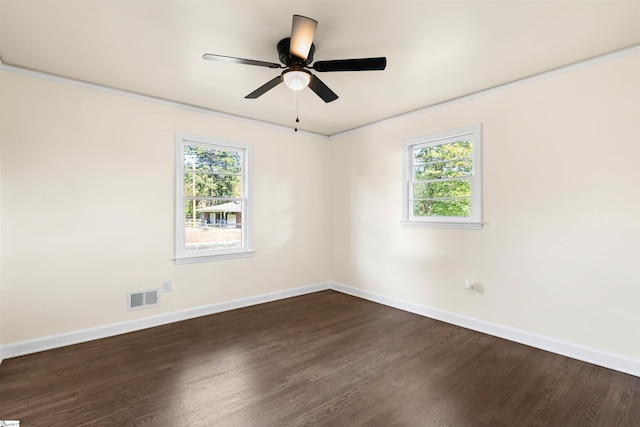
left=0, top=290, right=638, bottom=426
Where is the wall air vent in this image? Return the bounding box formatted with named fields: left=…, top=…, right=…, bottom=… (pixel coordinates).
left=127, top=288, right=160, bottom=310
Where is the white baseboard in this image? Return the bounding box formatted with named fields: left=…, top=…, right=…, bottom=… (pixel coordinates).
left=329, top=282, right=640, bottom=378
left=2, top=281, right=638, bottom=378
left=0, top=282, right=330, bottom=361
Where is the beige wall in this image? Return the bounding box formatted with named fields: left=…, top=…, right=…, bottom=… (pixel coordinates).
left=0, top=70, right=4, bottom=349
left=330, top=52, right=640, bottom=359
left=0, top=71, right=330, bottom=344
left=1, top=50, right=639, bottom=364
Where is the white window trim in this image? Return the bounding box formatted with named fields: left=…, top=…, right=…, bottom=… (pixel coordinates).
left=174, top=132, right=254, bottom=264
left=402, top=123, right=483, bottom=229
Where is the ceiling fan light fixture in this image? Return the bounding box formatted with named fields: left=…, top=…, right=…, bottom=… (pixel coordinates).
left=282, top=69, right=312, bottom=91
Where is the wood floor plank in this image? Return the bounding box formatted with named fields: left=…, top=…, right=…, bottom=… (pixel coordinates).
left=0, top=290, right=638, bottom=426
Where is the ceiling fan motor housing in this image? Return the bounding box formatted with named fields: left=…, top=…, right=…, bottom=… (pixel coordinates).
left=277, top=38, right=315, bottom=66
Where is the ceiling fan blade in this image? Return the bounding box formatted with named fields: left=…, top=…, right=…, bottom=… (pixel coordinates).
left=308, top=74, right=338, bottom=103
left=313, top=57, right=387, bottom=72
left=290, top=15, right=317, bottom=60
left=245, top=76, right=283, bottom=99
left=203, top=54, right=282, bottom=69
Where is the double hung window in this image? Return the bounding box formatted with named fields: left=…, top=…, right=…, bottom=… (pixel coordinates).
left=402, top=124, right=482, bottom=229
left=175, top=133, right=253, bottom=263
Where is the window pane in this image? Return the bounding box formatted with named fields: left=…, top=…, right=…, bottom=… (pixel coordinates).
left=413, top=198, right=471, bottom=217
left=413, top=139, right=472, bottom=164
left=185, top=200, right=243, bottom=252
left=184, top=171, right=196, bottom=197
left=413, top=180, right=471, bottom=199
left=185, top=171, right=242, bottom=198
left=185, top=200, right=198, bottom=227
left=184, top=145, right=242, bottom=175
left=414, top=158, right=472, bottom=180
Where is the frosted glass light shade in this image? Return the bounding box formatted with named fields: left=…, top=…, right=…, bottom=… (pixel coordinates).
left=283, top=70, right=311, bottom=91
left=290, top=15, right=318, bottom=60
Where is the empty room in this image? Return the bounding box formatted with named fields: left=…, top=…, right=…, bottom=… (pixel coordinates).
left=1, top=1, right=639, bottom=425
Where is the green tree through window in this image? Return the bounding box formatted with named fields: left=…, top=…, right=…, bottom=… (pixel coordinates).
left=183, top=145, right=242, bottom=220
left=412, top=140, right=473, bottom=217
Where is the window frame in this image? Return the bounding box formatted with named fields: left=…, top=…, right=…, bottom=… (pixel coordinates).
left=402, top=123, right=483, bottom=229
left=174, top=132, right=253, bottom=264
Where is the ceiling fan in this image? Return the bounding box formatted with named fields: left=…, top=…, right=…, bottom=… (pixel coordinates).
left=202, top=15, right=387, bottom=103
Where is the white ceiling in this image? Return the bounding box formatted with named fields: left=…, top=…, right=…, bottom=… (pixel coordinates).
left=1, top=1, right=639, bottom=136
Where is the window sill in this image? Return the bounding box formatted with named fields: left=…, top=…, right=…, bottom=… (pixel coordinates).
left=174, top=250, right=254, bottom=265
left=401, top=220, right=483, bottom=230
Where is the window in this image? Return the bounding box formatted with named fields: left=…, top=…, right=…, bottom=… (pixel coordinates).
left=402, top=124, right=482, bottom=229
left=175, top=133, right=253, bottom=264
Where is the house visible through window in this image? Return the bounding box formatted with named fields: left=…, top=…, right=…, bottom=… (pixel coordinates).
left=175, top=133, right=253, bottom=263
left=402, top=124, right=482, bottom=229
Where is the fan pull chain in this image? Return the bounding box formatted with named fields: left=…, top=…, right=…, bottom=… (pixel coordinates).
left=294, top=91, right=299, bottom=132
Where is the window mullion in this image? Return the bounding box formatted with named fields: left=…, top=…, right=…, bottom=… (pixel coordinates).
left=184, top=196, right=245, bottom=202
left=413, top=155, right=473, bottom=167
left=412, top=176, right=472, bottom=185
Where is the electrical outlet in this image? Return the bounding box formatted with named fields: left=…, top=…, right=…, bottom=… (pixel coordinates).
left=465, top=280, right=476, bottom=295
left=162, top=280, right=172, bottom=293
